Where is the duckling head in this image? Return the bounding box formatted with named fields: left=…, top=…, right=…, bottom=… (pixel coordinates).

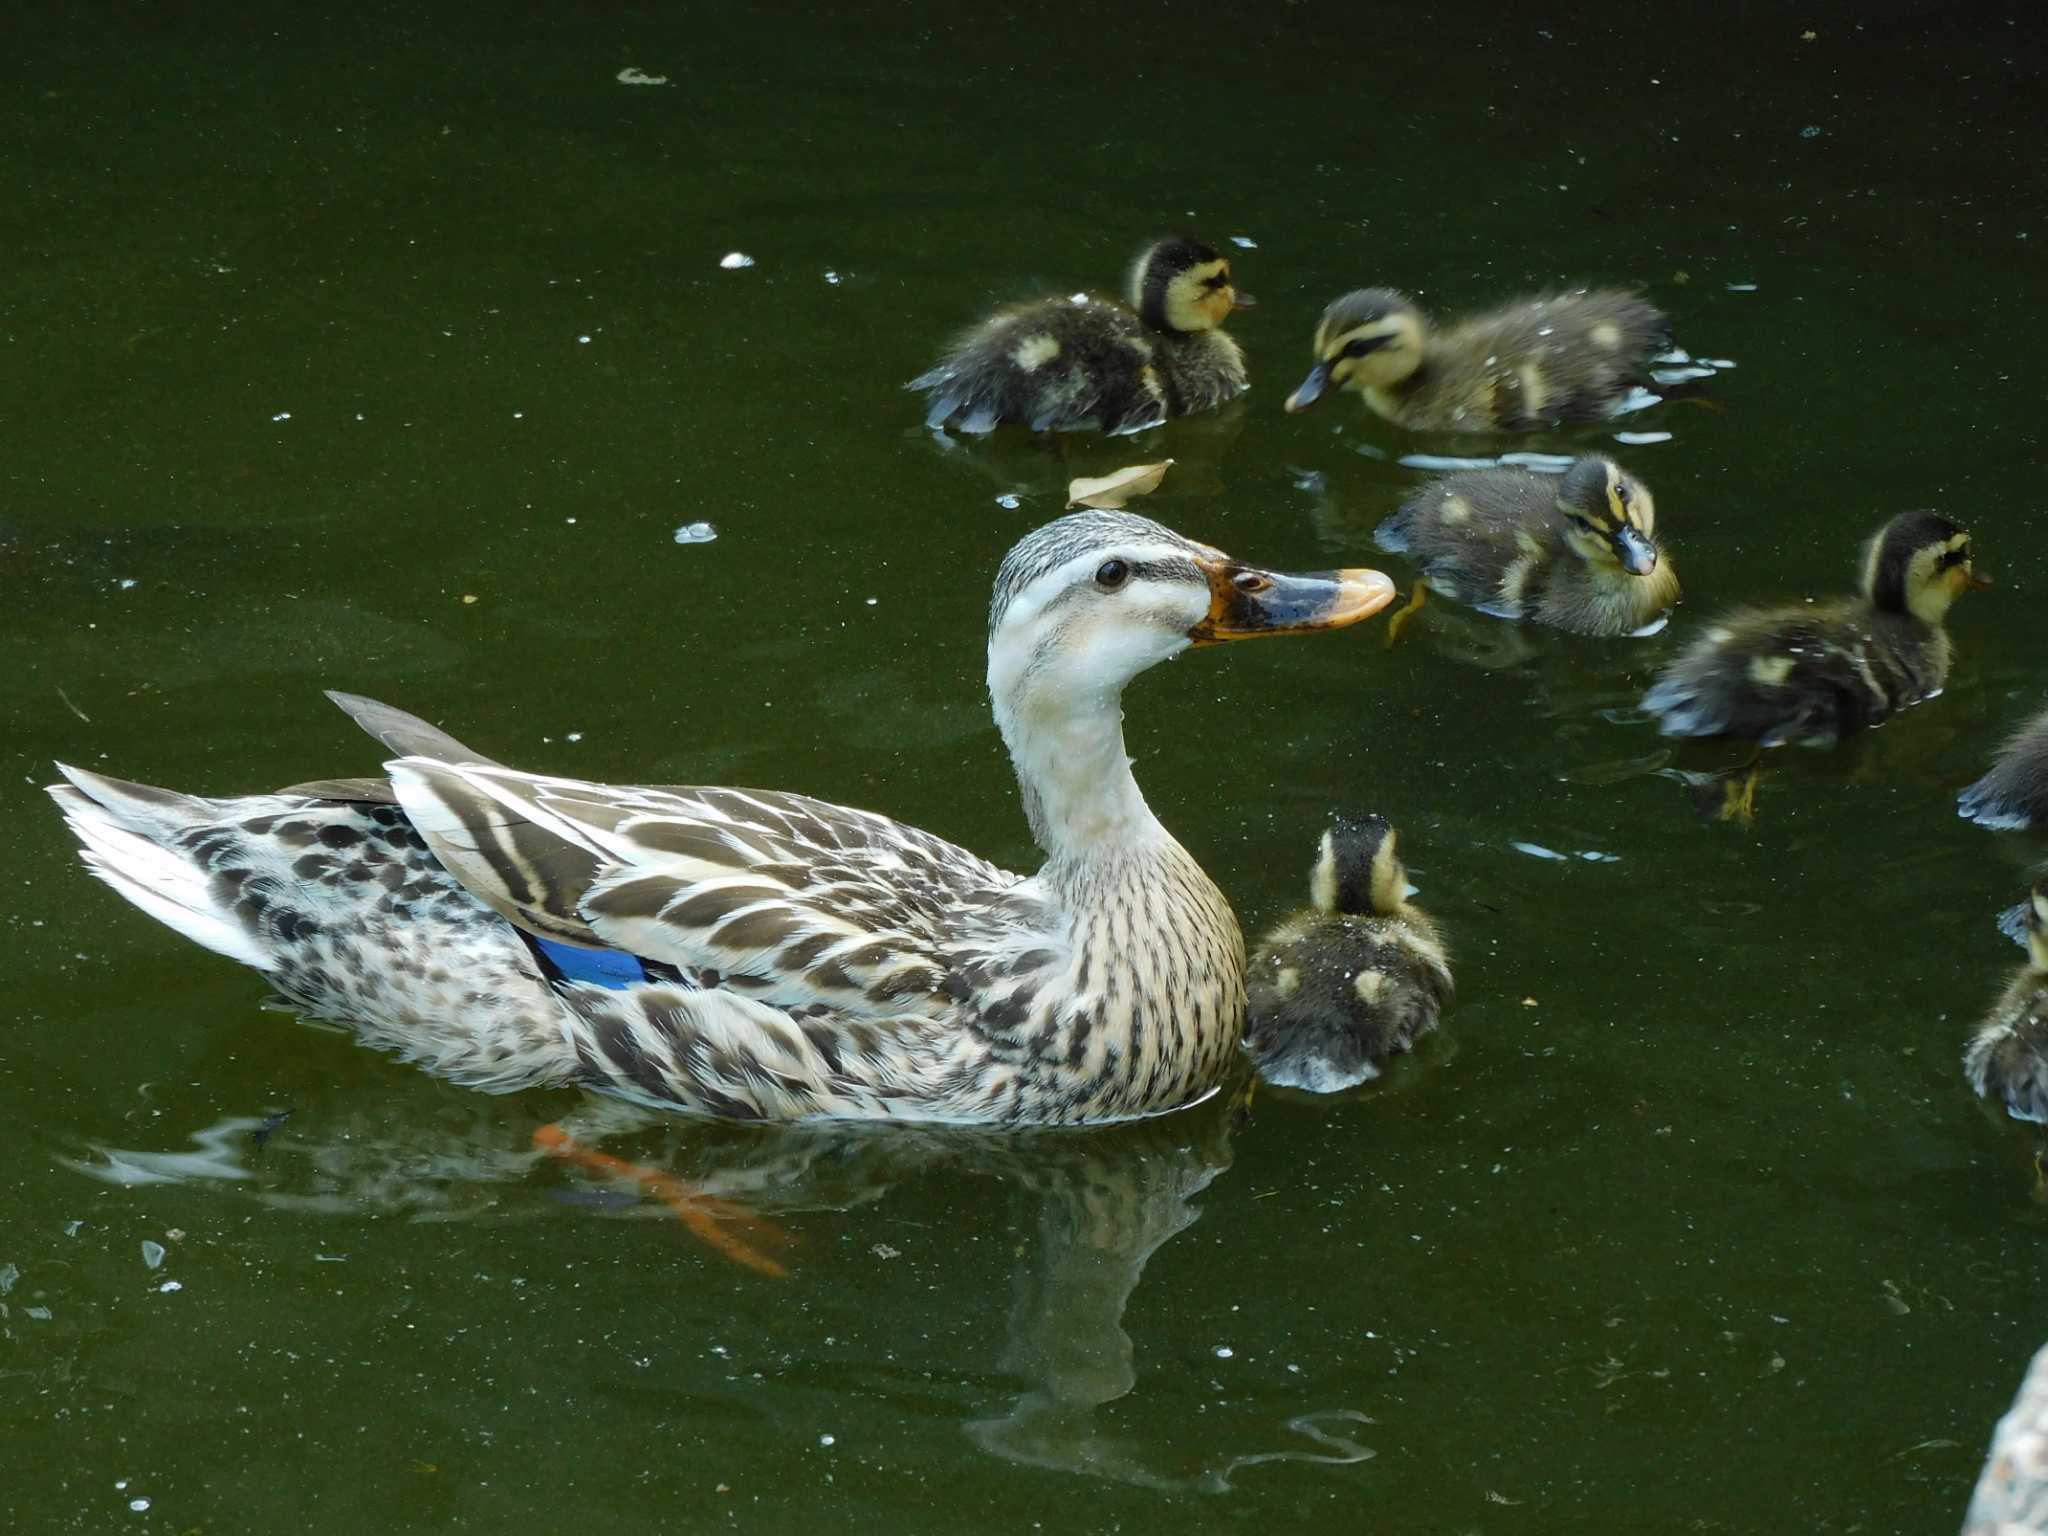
left=1308, top=814, right=1407, bottom=918
left=1858, top=509, right=1990, bottom=624
left=986, top=511, right=1392, bottom=849
left=1556, top=456, right=1660, bottom=577
left=1284, top=289, right=1426, bottom=413
left=1128, top=237, right=1254, bottom=335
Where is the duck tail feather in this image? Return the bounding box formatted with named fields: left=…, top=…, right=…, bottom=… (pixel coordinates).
left=47, top=768, right=275, bottom=971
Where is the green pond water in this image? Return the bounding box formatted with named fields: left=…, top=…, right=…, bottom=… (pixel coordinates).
left=5, top=2, right=2046, bottom=1530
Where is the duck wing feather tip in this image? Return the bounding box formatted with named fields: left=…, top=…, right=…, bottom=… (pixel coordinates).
left=325, top=690, right=503, bottom=767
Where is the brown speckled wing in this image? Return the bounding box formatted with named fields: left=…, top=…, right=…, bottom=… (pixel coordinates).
left=386, top=759, right=1028, bottom=1022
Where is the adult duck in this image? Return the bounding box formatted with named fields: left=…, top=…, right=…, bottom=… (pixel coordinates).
left=51, top=512, right=1391, bottom=1126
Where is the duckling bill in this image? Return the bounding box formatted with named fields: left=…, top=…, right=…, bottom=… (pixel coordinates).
left=1243, top=815, right=1452, bottom=1093
left=911, top=237, right=1253, bottom=435
left=1966, top=884, right=2048, bottom=1126
left=1375, top=455, right=1678, bottom=636
left=1642, top=510, right=1987, bottom=747
left=1285, top=286, right=1671, bottom=433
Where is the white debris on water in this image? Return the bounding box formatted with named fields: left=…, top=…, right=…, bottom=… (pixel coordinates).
left=719, top=252, right=756, bottom=270
left=1613, top=431, right=1673, bottom=445
left=673, top=521, right=718, bottom=544
left=141, top=1240, right=165, bottom=1270
left=994, top=493, right=1020, bottom=509
left=616, top=67, right=669, bottom=86
left=1230, top=235, right=1258, bottom=248
left=1725, top=281, right=1759, bottom=292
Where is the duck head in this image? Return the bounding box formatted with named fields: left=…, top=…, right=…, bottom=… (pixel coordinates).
left=987, top=511, right=1392, bottom=852
left=1308, top=813, right=1409, bottom=918
left=1859, top=509, right=1990, bottom=625
left=1129, top=237, right=1255, bottom=335
left=1285, top=288, right=1426, bottom=412
left=1556, top=456, right=1662, bottom=578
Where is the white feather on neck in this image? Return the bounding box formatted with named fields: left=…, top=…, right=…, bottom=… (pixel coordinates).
left=986, top=562, right=1199, bottom=862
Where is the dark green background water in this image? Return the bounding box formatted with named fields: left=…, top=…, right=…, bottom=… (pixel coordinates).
left=5, top=2, right=2045, bottom=1530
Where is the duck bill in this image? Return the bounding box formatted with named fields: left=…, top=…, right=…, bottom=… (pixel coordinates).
left=1284, top=362, right=1333, bottom=414
left=1614, top=526, right=1659, bottom=577
left=1230, top=289, right=1257, bottom=312
left=1967, top=569, right=1995, bottom=590
left=1188, top=560, right=1396, bottom=645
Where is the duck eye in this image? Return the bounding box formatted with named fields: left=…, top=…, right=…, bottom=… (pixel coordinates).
left=1095, top=559, right=1130, bottom=590
left=1342, top=338, right=1372, bottom=359
left=1232, top=571, right=1272, bottom=595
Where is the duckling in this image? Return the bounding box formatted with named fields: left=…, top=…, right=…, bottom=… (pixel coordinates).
left=1374, top=455, right=1678, bottom=636
left=1283, top=286, right=1670, bottom=432
left=1642, top=510, right=1988, bottom=748
left=1242, top=815, right=1453, bottom=1094
left=1959, top=706, right=2048, bottom=830
left=910, top=237, right=1253, bottom=435
left=1965, top=884, right=2048, bottom=1125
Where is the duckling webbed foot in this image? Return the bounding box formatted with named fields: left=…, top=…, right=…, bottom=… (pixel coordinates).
left=1716, top=753, right=1765, bottom=826
left=533, top=1122, right=796, bottom=1277
left=1384, top=579, right=1428, bottom=649
left=1662, top=751, right=1765, bottom=826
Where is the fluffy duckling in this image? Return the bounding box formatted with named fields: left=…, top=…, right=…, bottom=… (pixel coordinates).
left=910, top=237, right=1253, bottom=435
left=1965, top=884, right=2048, bottom=1125
left=1642, top=510, right=1988, bottom=747
left=1374, top=455, right=1678, bottom=636
left=1959, top=706, right=2048, bottom=830
left=1283, top=286, right=1669, bottom=432
left=1242, top=815, right=1453, bottom=1094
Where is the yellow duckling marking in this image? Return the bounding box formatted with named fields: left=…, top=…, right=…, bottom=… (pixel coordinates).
left=1353, top=968, right=1387, bottom=1004
left=1273, top=965, right=1302, bottom=1000
left=1518, top=363, right=1551, bottom=418
left=1439, top=494, right=1472, bottom=524
left=1591, top=321, right=1622, bottom=348
left=1748, top=655, right=1796, bottom=688
left=1011, top=334, right=1061, bottom=372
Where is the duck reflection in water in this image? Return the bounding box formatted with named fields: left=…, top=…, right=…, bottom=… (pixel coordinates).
left=69, top=1087, right=1374, bottom=1491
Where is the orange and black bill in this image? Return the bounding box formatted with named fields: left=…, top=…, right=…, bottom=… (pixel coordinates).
left=1188, top=558, right=1395, bottom=644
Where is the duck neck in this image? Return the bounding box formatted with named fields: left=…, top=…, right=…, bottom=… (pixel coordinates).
left=994, top=685, right=1166, bottom=868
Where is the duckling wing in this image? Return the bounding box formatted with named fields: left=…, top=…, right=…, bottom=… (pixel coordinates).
left=1959, top=706, right=2048, bottom=829
left=910, top=299, right=1163, bottom=434
left=385, top=757, right=1028, bottom=1026
left=1378, top=469, right=1557, bottom=610
left=1447, top=291, right=1670, bottom=427
left=1641, top=606, right=1918, bottom=745
left=1964, top=987, right=2048, bottom=1125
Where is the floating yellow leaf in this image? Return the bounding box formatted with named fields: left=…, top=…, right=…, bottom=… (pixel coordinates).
left=1066, top=459, right=1174, bottom=510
